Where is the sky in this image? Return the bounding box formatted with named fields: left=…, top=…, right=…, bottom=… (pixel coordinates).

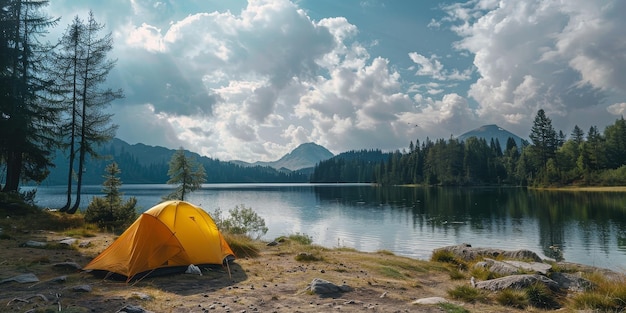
left=45, top=0, right=626, bottom=162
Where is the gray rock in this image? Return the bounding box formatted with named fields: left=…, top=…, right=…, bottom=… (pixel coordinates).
left=49, top=275, right=67, bottom=283
left=23, top=240, right=47, bottom=248
left=0, top=273, right=39, bottom=284
left=52, top=261, right=82, bottom=270
left=503, top=260, right=552, bottom=275
left=306, top=278, right=352, bottom=295
left=474, top=274, right=559, bottom=291
left=434, top=244, right=542, bottom=262
left=412, top=297, right=450, bottom=305
left=117, top=305, right=153, bottom=313
left=482, top=258, right=520, bottom=275
left=59, top=238, right=77, bottom=245
left=72, top=284, right=92, bottom=292
left=79, top=240, right=92, bottom=248
left=478, top=258, right=553, bottom=275
left=550, top=272, right=595, bottom=292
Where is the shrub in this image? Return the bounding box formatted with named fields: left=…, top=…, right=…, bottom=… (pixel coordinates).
left=84, top=162, right=138, bottom=230
left=212, top=205, right=268, bottom=239
left=447, top=285, right=488, bottom=303
left=525, top=281, right=559, bottom=309
left=84, top=196, right=138, bottom=230
left=496, top=289, right=528, bottom=309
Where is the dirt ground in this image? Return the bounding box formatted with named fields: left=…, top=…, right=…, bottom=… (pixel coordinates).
left=0, top=226, right=607, bottom=313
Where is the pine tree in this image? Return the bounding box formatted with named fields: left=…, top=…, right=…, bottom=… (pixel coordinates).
left=164, top=148, right=207, bottom=201
left=0, top=0, right=61, bottom=192
left=84, top=162, right=137, bottom=229
left=529, top=109, right=558, bottom=171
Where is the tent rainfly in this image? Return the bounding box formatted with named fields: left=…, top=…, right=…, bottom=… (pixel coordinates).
left=84, top=200, right=235, bottom=281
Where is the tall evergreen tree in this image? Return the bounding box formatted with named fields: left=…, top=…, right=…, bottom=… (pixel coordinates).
left=528, top=109, right=558, bottom=172
left=0, top=0, right=60, bottom=192
left=164, top=148, right=207, bottom=201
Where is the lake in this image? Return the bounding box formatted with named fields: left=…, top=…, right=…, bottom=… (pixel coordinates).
left=25, top=184, right=626, bottom=272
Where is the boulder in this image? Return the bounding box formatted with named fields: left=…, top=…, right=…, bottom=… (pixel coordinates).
left=503, top=260, right=552, bottom=275
left=474, top=274, right=559, bottom=291
left=550, top=272, right=595, bottom=292
left=412, top=297, right=450, bottom=305
left=475, top=258, right=553, bottom=275
left=0, top=273, right=39, bottom=284
left=434, top=244, right=542, bottom=262
left=306, top=278, right=352, bottom=295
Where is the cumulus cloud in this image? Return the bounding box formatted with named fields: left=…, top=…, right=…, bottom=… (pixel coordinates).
left=442, top=0, right=626, bottom=134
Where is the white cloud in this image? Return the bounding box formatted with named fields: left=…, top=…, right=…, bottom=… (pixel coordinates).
left=607, top=103, right=626, bottom=116
left=443, top=0, right=625, bottom=134
left=408, top=52, right=472, bottom=81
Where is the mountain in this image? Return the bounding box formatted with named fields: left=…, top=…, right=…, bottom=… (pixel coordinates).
left=231, top=142, right=334, bottom=171
left=41, top=138, right=312, bottom=185
left=457, top=124, right=528, bottom=150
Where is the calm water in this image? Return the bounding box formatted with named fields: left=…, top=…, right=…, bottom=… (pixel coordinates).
left=25, top=184, right=626, bottom=272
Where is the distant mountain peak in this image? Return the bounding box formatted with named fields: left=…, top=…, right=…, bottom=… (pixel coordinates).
left=231, top=142, right=334, bottom=171
left=457, top=124, right=527, bottom=149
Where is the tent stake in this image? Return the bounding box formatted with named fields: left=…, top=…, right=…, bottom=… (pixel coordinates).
left=226, top=261, right=232, bottom=280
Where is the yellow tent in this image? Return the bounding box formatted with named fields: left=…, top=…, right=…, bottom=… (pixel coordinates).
left=84, top=200, right=235, bottom=280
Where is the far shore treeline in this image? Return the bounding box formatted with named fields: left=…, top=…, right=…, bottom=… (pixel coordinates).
left=314, top=111, right=626, bottom=187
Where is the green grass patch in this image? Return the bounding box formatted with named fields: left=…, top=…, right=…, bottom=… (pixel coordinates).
left=447, top=284, right=488, bottom=303
left=569, top=272, right=626, bottom=311
left=377, top=266, right=404, bottom=279
left=280, top=232, right=313, bottom=245
left=495, top=289, right=528, bottom=309
left=376, top=258, right=428, bottom=273
left=64, top=224, right=99, bottom=238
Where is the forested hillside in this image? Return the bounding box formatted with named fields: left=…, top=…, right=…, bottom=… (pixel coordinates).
left=312, top=111, right=626, bottom=187
left=41, top=139, right=309, bottom=185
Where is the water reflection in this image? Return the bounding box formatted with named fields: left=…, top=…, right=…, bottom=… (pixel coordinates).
left=27, top=184, right=626, bottom=271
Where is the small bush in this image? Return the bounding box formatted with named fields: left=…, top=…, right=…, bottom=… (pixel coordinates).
left=447, top=285, right=488, bottom=303
left=525, top=281, right=559, bottom=309
left=448, top=268, right=466, bottom=280
left=84, top=196, right=138, bottom=230
left=496, top=289, right=528, bottom=309
left=212, top=205, right=268, bottom=239
left=469, top=266, right=500, bottom=281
